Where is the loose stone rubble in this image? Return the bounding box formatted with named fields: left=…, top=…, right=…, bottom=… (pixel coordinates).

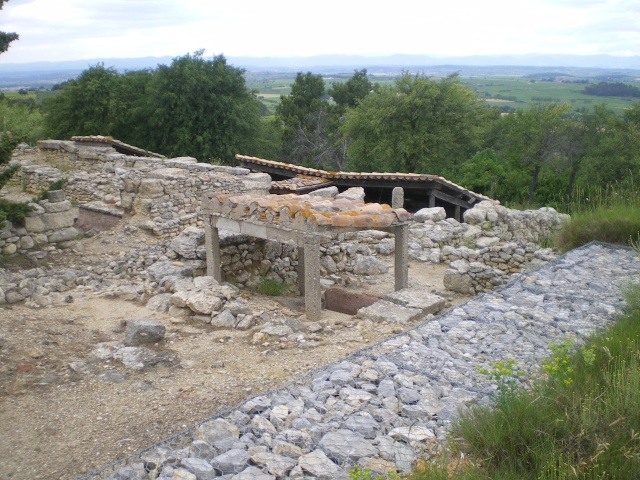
left=3, top=140, right=569, bottom=305
left=2, top=140, right=636, bottom=479
left=81, top=243, right=640, bottom=480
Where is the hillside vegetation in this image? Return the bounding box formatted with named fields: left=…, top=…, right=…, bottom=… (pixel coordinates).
left=2, top=54, right=640, bottom=209
left=349, top=203, right=640, bottom=480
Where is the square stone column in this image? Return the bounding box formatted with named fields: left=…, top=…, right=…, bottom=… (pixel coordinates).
left=394, top=224, right=409, bottom=291
left=204, top=217, right=222, bottom=282
left=297, top=244, right=305, bottom=295
left=302, top=234, right=321, bottom=322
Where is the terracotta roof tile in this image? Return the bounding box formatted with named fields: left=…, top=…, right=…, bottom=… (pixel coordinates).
left=72, top=135, right=165, bottom=159
left=203, top=192, right=409, bottom=231
left=235, top=154, right=494, bottom=203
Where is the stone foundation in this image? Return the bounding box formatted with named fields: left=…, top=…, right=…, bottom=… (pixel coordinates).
left=7, top=141, right=571, bottom=299
left=0, top=190, right=80, bottom=256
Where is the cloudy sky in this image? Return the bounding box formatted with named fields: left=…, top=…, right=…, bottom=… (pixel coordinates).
left=1, top=0, right=639, bottom=64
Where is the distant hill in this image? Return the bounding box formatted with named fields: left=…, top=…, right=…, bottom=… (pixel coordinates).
left=1, top=53, right=639, bottom=89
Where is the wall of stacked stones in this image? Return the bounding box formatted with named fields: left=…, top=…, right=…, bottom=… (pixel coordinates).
left=6, top=142, right=570, bottom=295
left=0, top=189, right=80, bottom=256
left=408, top=204, right=568, bottom=294
left=165, top=200, right=566, bottom=295
left=164, top=227, right=389, bottom=290
left=8, top=142, right=270, bottom=242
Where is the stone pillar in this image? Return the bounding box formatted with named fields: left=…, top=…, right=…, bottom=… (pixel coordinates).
left=455, top=205, right=461, bottom=222
left=394, top=224, right=409, bottom=291
left=204, top=217, right=222, bottom=282
left=302, top=235, right=321, bottom=322
left=429, top=194, right=436, bottom=208
left=297, top=244, right=305, bottom=295
left=392, top=187, right=404, bottom=209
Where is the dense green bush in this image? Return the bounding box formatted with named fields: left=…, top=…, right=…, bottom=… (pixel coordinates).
left=0, top=199, right=33, bottom=227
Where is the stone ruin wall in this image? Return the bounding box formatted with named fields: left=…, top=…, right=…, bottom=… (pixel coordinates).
left=2, top=141, right=270, bottom=255
left=164, top=202, right=567, bottom=294
left=4, top=141, right=570, bottom=297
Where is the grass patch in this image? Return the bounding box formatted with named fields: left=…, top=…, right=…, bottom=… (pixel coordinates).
left=407, top=283, right=640, bottom=479
left=256, top=276, right=288, bottom=296
left=549, top=177, right=640, bottom=216
left=549, top=176, right=640, bottom=251
left=554, top=204, right=640, bottom=250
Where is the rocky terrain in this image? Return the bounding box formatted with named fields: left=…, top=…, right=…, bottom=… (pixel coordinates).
left=0, top=222, right=468, bottom=480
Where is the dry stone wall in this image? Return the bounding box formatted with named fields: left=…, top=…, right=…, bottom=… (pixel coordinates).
left=164, top=227, right=389, bottom=292
left=0, top=190, right=81, bottom=257
left=7, top=141, right=271, bottom=242
left=6, top=141, right=571, bottom=297
left=150, top=200, right=569, bottom=300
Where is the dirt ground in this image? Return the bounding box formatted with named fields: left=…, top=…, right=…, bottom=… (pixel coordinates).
left=0, top=227, right=470, bottom=480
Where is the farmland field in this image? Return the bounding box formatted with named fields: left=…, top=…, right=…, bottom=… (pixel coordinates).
left=247, top=71, right=640, bottom=116
left=463, top=76, right=637, bottom=114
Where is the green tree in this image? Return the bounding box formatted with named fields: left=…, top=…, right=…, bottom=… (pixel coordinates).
left=42, top=53, right=262, bottom=162
left=0, top=0, right=18, bottom=54
left=275, top=72, right=328, bottom=163
left=0, top=0, right=19, bottom=201
left=43, top=64, right=120, bottom=139
left=108, top=69, right=154, bottom=147
left=562, top=105, right=620, bottom=197
left=498, top=102, right=570, bottom=204
left=288, top=107, right=348, bottom=170
left=328, top=69, right=373, bottom=112
left=0, top=131, right=18, bottom=189
left=342, top=73, right=493, bottom=175
left=579, top=102, right=640, bottom=188
left=0, top=96, right=45, bottom=144
left=142, top=52, right=261, bottom=161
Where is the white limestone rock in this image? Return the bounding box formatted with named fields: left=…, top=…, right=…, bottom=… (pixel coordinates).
left=413, top=207, right=446, bottom=222
left=170, top=226, right=205, bottom=259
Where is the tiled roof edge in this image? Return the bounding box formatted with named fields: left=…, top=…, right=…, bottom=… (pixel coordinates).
left=72, top=135, right=165, bottom=159
left=235, top=154, right=494, bottom=202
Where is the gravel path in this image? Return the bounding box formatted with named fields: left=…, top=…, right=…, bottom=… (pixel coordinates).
left=85, top=242, right=640, bottom=480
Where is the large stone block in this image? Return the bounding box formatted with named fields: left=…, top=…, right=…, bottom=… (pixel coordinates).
left=18, top=235, right=35, bottom=250
left=138, top=179, right=165, bottom=198
left=124, top=319, right=165, bottom=345
left=47, top=190, right=66, bottom=203
left=170, top=227, right=204, bottom=259
left=41, top=200, right=71, bottom=213
left=48, top=226, right=81, bottom=243
left=24, top=211, right=76, bottom=233
left=385, top=289, right=445, bottom=315
left=443, top=269, right=474, bottom=294
left=357, top=300, right=422, bottom=324
left=463, top=207, right=487, bottom=225
left=353, top=255, right=388, bottom=275
left=414, top=207, right=446, bottom=223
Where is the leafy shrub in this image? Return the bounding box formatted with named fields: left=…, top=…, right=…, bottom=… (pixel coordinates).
left=349, top=465, right=399, bottom=480
left=447, top=283, right=640, bottom=479
left=0, top=199, right=33, bottom=227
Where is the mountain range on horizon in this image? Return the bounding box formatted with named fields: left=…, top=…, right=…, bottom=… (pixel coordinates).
left=2, top=52, right=640, bottom=72
left=1, top=53, right=639, bottom=89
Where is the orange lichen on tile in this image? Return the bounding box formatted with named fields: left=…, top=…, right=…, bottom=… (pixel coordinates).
left=312, top=214, right=332, bottom=226
left=332, top=214, right=354, bottom=227
left=207, top=192, right=408, bottom=230
left=352, top=214, right=374, bottom=228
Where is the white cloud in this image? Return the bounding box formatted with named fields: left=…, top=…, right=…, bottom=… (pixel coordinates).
left=1, top=0, right=639, bottom=63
